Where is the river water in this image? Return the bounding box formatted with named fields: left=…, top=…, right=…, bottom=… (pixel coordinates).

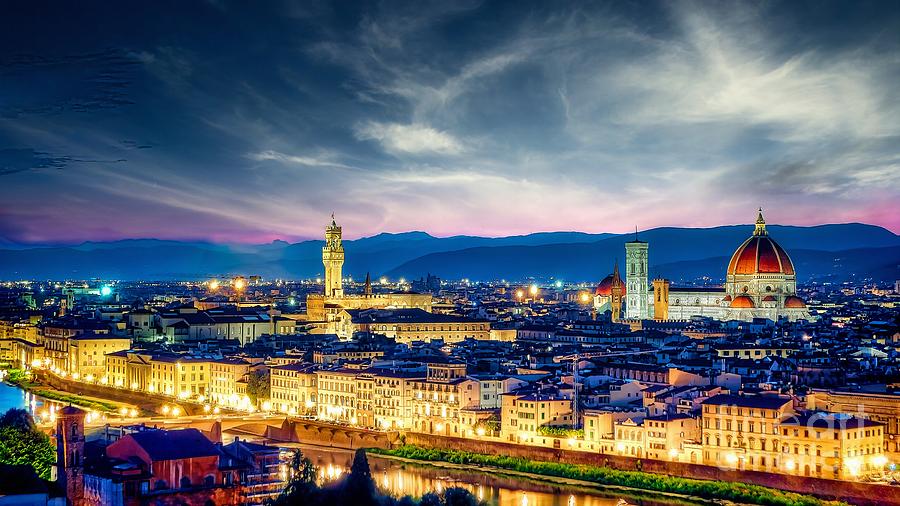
left=233, top=441, right=698, bottom=506
left=0, top=382, right=695, bottom=506
left=0, top=380, right=69, bottom=423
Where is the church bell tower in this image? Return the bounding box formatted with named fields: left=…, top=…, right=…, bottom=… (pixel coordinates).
left=56, top=406, right=86, bottom=506
left=610, top=262, right=624, bottom=323
left=323, top=214, right=344, bottom=298
left=625, top=233, right=649, bottom=320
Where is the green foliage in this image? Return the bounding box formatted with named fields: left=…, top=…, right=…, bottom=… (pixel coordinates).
left=537, top=425, right=583, bottom=438
left=4, top=369, right=36, bottom=388
left=0, top=408, right=35, bottom=431
left=246, top=369, right=271, bottom=404
left=0, top=409, right=55, bottom=480
left=31, top=389, right=117, bottom=412
left=370, top=446, right=843, bottom=506
left=471, top=415, right=500, bottom=435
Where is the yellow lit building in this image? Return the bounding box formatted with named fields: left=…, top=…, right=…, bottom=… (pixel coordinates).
left=335, top=308, right=490, bottom=343
left=41, top=318, right=109, bottom=372
left=105, top=350, right=129, bottom=388
left=643, top=413, right=701, bottom=461
left=701, top=394, right=794, bottom=472
left=807, top=389, right=900, bottom=458
left=372, top=370, right=421, bottom=430
left=500, top=391, right=574, bottom=442
left=777, top=412, right=886, bottom=479
left=316, top=368, right=359, bottom=423
left=305, top=217, right=432, bottom=326
left=208, top=357, right=255, bottom=407
left=270, top=362, right=318, bottom=415
left=408, top=363, right=468, bottom=436
left=67, top=334, right=130, bottom=379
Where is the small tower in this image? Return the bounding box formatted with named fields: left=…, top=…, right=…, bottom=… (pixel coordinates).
left=625, top=230, right=649, bottom=320
left=610, top=262, right=624, bottom=323
left=652, top=279, right=670, bottom=321
left=322, top=214, right=345, bottom=298
left=363, top=272, right=372, bottom=296
left=56, top=405, right=86, bottom=506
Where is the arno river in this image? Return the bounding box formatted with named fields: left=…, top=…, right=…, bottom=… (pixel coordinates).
left=1, top=382, right=695, bottom=506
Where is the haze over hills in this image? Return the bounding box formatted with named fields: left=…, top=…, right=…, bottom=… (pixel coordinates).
left=0, top=224, right=897, bottom=282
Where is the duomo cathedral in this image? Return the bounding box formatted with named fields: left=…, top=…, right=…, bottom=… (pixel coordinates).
left=594, top=210, right=812, bottom=322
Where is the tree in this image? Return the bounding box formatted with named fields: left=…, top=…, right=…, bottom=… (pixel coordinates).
left=246, top=369, right=270, bottom=404
left=0, top=409, right=55, bottom=480
left=342, top=448, right=378, bottom=506
left=0, top=408, right=34, bottom=431
left=269, top=450, right=318, bottom=506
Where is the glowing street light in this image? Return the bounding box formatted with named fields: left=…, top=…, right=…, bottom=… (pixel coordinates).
left=208, top=279, right=220, bottom=291
left=529, top=284, right=538, bottom=296
left=100, top=285, right=112, bottom=297
left=232, top=277, right=246, bottom=291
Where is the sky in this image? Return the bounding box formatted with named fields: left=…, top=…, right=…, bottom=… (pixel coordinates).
left=1, top=0, right=899, bottom=245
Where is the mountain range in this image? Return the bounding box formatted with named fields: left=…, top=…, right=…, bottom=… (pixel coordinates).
left=0, top=224, right=898, bottom=283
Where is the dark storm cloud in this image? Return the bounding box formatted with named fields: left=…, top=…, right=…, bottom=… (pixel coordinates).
left=0, top=49, right=138, bottom=118
left=0, top=0, right=898, bottom=244
left=0, top=148, right=126, bottom=176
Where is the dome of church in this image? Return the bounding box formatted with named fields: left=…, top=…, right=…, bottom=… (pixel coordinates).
left=762, top=295, right=776, bottom=302
left=727, top=210, right=795, bottom=276
left=730, top=295, right=755, bottom=308
left=594, top=270, right=626, bottom=296
left=784, top=296, right=806, bottom=308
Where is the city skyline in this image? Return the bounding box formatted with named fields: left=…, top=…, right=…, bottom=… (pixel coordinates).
left=2, top=1, right=900, bottom=244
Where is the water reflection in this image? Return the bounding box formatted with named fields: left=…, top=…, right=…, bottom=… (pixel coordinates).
left=287, top=444, right=681, bottom=506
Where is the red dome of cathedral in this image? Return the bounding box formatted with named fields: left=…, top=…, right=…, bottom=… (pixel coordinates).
left=784, top=296, right=806, bottom=308
left=595, top=265, right=625, bottom=296
left=727, top=210, right=795, bottom=276
left=730, top=295, right=755, bottom=308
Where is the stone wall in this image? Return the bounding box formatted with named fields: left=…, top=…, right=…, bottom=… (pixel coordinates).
left=36, top=371, right=204, bottom=416
left=404, top=432, right=900, bottom=506
left=272, top=419, right=400, bottom=449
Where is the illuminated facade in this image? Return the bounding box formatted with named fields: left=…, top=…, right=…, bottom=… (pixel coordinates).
left=622, top=210, right=813, bottom=322
left=701, top=394, right=794, bottom=473
left=306, top=216, right=433, bottom=326
left=67, top=334, right=130, bottom=380
left=270, top=362, right=317, bottom=415
left=408, top=363, right=468, bottom=436
left=335, top=308, right=490, bottom=343
left=315, top=368, right=359, bottom=423
left=500, top=391, right=574, bottom=442
left=208, top=357, right=253, bottom=407
left=625, top=238, right=649, bottom=320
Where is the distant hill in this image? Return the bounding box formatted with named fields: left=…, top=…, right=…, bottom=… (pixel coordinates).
left=384, top=224, right=900, bottom=282
left=0, top=223, right=897, bottom=282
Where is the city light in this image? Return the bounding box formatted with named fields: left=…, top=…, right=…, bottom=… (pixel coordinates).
left=233, top=277, right=246, bottom=290
left=529, top=284, right=538, bottom=296
left=208, top=279, right=220, bottom=290
left=100, top=285, right=112, bottom=297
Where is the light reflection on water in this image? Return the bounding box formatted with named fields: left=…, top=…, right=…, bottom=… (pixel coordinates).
left=286, top=444, right=681, bottom=506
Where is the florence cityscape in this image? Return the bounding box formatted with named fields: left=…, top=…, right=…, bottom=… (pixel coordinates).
left=1, top=1, right=899, bottom=506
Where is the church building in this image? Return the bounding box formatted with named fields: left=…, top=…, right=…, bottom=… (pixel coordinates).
left=595, top=210, right=811, bottom=322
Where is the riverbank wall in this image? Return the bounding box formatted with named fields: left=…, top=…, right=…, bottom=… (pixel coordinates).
left=404, top=432, right=900, bottom=506
left=36, top=371, right=204, bottom=415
